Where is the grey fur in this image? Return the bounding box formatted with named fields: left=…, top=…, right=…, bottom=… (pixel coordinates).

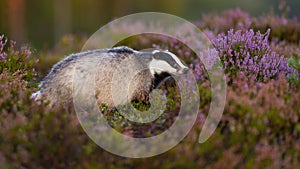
left=32, top=46, right=188, bottom=106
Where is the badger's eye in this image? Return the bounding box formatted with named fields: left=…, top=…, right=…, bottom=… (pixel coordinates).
left=173, top=64, right=179, bottom=69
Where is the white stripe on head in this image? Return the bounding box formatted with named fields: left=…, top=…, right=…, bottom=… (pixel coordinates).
left=149, top=59, right=177, bottom=76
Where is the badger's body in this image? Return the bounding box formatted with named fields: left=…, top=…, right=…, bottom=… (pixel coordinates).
left=33, top=46, right=188, bottom=107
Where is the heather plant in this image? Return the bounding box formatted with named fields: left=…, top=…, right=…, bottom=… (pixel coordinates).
left=197, top=8, right=252, bottom=34
left=213, top=29, right=296, bottom=82
left=0, top=72, right=101, bottom=169
left=219, top=74, right=300, bottom=168
left=253, top=14, right=300, bottom=43
left=0, top=35, right=115, bottom=169
left=112, top=75, right=300, bottom=169
left=269, top=39, right=300, bottom=57
left=0, top=35, right=37, bottom=84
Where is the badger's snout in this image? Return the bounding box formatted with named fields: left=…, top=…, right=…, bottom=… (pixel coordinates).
left=178, top=67, right=189, bottom=74
left=183, top=67, right=189, bottom=73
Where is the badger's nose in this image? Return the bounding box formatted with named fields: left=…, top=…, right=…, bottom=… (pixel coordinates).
left=183, top=67, right=189, bottom=73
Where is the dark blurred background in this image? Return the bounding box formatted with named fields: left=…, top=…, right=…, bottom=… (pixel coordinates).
left=1, top=0, right=300, bottom=49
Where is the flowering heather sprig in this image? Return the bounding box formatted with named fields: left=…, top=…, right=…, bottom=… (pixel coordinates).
left=189, top=62, right=206, bottom=82
left=213, top=29, right=296, bottom=82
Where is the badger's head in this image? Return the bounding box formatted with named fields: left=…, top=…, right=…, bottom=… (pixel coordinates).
left=149, top=50, right=189, bottom=77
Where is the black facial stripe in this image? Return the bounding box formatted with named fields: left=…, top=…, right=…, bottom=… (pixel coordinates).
left=153, top=52, right=178, bottom=68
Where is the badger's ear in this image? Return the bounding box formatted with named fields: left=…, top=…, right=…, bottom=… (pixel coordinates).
left=152, top=50, right=160, bottom=54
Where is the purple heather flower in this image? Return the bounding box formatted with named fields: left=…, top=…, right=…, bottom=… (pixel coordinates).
left=212, top=29, right=296, bottom=82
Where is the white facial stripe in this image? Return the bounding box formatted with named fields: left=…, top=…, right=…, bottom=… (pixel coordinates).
left=149, top=59, right=177, bottom=75
left=165, top=51, right=188, bottom=69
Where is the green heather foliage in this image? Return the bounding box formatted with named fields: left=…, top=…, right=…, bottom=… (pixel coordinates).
left=0, top=7, right=300, bottom=169
left=288, top=54, right=300, bottom=72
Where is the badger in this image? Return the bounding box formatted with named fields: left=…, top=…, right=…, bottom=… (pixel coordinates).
left=32, top=46, right=189, bottom=107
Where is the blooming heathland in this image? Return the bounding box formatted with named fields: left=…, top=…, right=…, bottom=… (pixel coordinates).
left=0, top=7, right=300, bottom=169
